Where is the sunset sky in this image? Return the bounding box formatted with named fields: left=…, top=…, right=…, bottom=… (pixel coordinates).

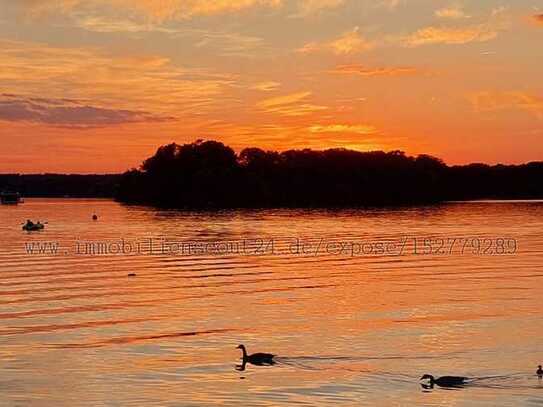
left=0, top=0, right=542, bottom=173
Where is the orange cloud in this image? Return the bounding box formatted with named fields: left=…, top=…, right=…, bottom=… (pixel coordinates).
left=298, top=27, right=374, bottom=55
left=127, top=0, right=282, bottom=20
left=308, top=124, right=377, bottom=135
left=331, top=27, right=374, bottom=54
left=19, top=0, right=283, bottom=21
left=534, top=14, right=543, bottom=25
left=405, top=7, right=509, bottom=47
left=330, top=64, right=420, bottom=77
left=435, top=5, right=470, bottom=19
left=404, top=25, right=499, bottom=46
left=257, top=92, right=327, bottom=116
left=0, top=40, right=235, bottom=117
left=377, top=0, right=402, bottom=11
left=291, top=0, right=344, bottom=17
left=251, top=81, right=281, bottom=91
left=469, top=91, right=543, bottom=118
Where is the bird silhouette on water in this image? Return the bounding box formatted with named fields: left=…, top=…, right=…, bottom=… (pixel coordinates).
left=537, top=365, right=543, bottom=377
left=420, top=374, right=468, bottom=388
left=236, top=344, right=275, bottom=371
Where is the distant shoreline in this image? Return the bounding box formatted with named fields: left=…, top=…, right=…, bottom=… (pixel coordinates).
left=0, top=174, right=121, bottom=199
left=7, top=197, right=543, bottom=205
left=2, top=140, right=543, bottom=208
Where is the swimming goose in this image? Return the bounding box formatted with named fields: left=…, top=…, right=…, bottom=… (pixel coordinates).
left=420, top=374, right=467, bottom=388
left=237, top=344, right=275, bottom=365
left=537, top=365, right=543, bottom=376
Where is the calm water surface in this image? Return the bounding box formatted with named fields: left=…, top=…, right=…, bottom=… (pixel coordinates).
left=1, top=199, right=543, bottom=406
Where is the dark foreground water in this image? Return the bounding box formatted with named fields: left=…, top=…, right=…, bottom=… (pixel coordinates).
left=1, top=199, right=542, bottom=406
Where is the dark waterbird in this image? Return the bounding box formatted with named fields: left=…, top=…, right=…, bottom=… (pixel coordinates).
left=420, top=374, right=468, bottom=388
left=236, top=345, right=275, bottom=371
left=21, top=220, right=46, bottom=231
left=537, top=365, right=543, bottom=377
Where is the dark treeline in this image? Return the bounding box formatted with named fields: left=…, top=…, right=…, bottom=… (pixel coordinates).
left=116, top=140, right=543, bottom=208
left=0, top=174, right=121, bottom=198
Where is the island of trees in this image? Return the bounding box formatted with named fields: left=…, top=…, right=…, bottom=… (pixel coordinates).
left=2, top=140, right=541, bottom=207
left=115, top=140, right=543, bottom=208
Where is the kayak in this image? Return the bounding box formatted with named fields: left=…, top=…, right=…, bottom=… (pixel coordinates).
left=22, top=223, right=45, bottom=231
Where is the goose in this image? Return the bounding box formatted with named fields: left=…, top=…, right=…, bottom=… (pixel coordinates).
left=420, top=374, right=467, bottom=388
left=537, top=365, right=543, bottom=376
left=237, top=344, right=275, bottom=366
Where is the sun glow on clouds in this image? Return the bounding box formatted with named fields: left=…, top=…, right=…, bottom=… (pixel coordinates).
left=435, top=5, right=470, bottom=19
left=257, top=92, right=327, bottom=116
left=20, top=0, right=349, bottom=21
left=0, top=40, right=234, bottom=117
left=0, top=0, right=541, bottom=171
left=469, top=91, right=543, bottom=118
left=308, top=124, right=377, bottom=135
left=292, top=0, right=344, bottom=17
left=330, top=64, right=420, bottom=77
left=251, top=81, right=281, bottom=91
left=405, top=25, right=499, bottom=46
left=406, top=7, right=509, bottom=46
left=22, top=0, right=283, bottom=21
left=298, top=26, right=374, bottom=54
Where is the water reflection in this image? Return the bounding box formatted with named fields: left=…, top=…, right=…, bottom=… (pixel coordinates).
left=1, top=199, right=543, bottom=406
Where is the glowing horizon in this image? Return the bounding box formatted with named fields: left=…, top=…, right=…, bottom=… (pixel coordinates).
left=0, top=1, right=542, bottom=173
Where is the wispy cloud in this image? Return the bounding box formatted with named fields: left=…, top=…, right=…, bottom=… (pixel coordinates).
left=258, top=91, right=327, bottom=116
left=469, top=91, right=543, bottom=118
left=251, top=81, right=281, bottom=91
left=0, top=94, right=173, bottom=128
left=74, top=15, right=170, bottom=33
left=19, top=0, right=283, bottom=21
left=404, top=7, right=509, bottom=47
left=404, top=25, right=499, bottom=46
left=299, top=10, right=508, bottom=54
left=291, top=0, right=344, bottom=17
left=298, top=26, right=374, bottom=55
left=378, top=0, right=402, bottom=11
left=435, top=5, right=470, bottom=19
left=308, top=124, right=377, bottom=134
left=73, top=16, right=268, bottom=57
left=0, top=40, right=235, bottom=116
left=330, top=64, right=420, bottom=77
left=330, top=27, right=374, bottom=54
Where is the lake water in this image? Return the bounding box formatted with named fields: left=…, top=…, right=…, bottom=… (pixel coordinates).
left=1, top=199, right=542, bottom=406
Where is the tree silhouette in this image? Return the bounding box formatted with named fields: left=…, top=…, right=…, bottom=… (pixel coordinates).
left=115, top=139, right=543, bottom=208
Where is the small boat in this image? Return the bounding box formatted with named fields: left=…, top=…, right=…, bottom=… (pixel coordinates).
left=22, top=222, right=45, bottom=231
left=1, top=191, right=23, bottom=205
